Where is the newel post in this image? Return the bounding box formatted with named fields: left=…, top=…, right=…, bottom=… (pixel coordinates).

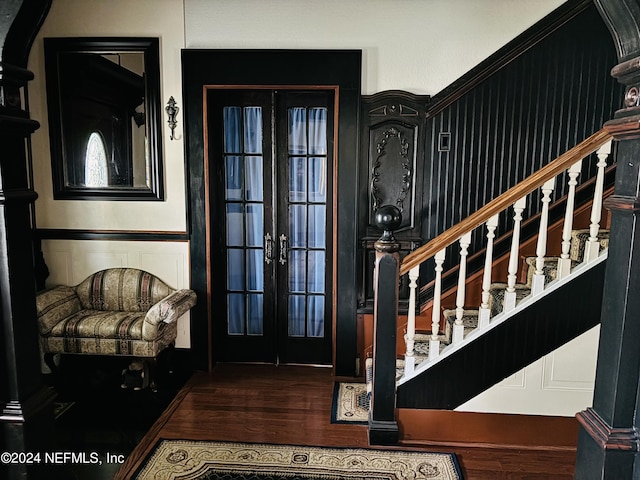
left=576, top=1, right=640, bottom=478
left=368, top=205, right=401, bottom=445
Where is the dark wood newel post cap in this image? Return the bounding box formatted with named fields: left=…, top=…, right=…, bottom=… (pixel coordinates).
left=375, top=205, right=402, bottom=242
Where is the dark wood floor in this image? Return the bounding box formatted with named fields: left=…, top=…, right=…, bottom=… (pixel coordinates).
left=116, top=364, right=577, bottom=479
left=46, top=354, right=190, bottom=480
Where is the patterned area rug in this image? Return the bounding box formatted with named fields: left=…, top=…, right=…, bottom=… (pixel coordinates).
left=134, top=440, right=463, bottom=480
left=330, top=382, right=369, bottom=424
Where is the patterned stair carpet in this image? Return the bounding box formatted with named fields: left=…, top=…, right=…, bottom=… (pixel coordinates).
left=365, top=228, right=610, bottom=391
left=134, top=440, right=464, bottom=480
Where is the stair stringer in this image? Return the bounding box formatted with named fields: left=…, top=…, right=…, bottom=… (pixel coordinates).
left=395, top=254, right=607, bottom=410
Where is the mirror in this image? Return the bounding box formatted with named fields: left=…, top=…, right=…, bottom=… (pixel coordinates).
left=44, top=37, right=164, bottom=200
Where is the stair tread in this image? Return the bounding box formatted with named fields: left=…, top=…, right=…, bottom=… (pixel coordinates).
left=570, top=229, right=609, bottom=262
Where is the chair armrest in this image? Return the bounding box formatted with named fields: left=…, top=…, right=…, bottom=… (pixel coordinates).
left=143, top=289, right=197, bottom=340
left=35, top=286, right=83, bottom=335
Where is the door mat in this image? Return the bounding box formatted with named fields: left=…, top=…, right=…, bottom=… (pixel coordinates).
left=134, top=439, right=463, bottom=480
left=330, top=382, right=369, bottom=424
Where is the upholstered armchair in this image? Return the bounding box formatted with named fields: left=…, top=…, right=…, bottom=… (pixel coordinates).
left=35, top=268, right=197, bottom=390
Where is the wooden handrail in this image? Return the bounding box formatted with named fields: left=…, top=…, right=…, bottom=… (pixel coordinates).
left=400, top=128, right=613, bottom=275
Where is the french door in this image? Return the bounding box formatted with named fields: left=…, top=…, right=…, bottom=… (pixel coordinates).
left=208, top=89, right=334, bottom=365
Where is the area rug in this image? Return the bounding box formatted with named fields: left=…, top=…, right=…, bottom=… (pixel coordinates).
left=134, top=440, right=463, bottom=480
left=330, top=382, right=369, bottom=424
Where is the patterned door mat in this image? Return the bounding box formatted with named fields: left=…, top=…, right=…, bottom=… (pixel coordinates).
left=134, top=440, right=463, bottom=480
left=330, top=382, right=369, bottom=424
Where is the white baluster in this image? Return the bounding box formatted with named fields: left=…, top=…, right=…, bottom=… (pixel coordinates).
left=453, top=232, right=472, bottom=344
left=430, top=248, right=446, bottom=360
left=557, top=160, right=583, bottom=278
left=531, top=178, right=556, bottom=295
left=503, top=196, right=527, bottom=313
left=404, top=265, right=420, bottom=375
left=584, top=140, right=612, bottom=262
left=479, top=214, right=499, bottom=329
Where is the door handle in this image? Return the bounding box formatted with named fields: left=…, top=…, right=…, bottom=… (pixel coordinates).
left=279, top=234, right=288, bottom=265
left=264, top=233, right=273, bottom=264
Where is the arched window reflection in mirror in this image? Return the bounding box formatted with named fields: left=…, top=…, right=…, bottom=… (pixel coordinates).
left=44, top=37, right=164, bottom=200
left=84, top=131, right=108, bottom=187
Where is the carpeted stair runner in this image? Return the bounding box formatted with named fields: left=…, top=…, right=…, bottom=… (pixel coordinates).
left=365, top=228, right=609, bottom=396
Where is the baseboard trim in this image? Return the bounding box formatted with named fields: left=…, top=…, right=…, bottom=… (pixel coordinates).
left=398, top=409, right=579, bottom=451
left=576, top=407, right=640, bottom=451
left=368, top=417, right=399, bottom=446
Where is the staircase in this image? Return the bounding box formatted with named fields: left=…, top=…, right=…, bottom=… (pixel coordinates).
left=365, top=229, right=609, bottom=408
left=366, top=227, right=609, bottom=387
left=366, top=130, right=614, bottom=444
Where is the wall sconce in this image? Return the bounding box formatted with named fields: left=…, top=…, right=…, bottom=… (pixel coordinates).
left=165, top=96, right=179, bottom=140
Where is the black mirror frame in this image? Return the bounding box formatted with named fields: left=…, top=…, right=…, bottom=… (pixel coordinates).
left=44, top=37, right=164, bottom=201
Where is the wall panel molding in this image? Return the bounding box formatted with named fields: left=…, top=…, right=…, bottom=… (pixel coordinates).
left=499, top=370, right=526, bottom=390
left=541, top=326, right=599, bottom=391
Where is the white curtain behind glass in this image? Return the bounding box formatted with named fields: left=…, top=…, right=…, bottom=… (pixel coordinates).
left=288, top=107, right=327, bottom=338
left=223, top=103, right=327, bottom=339
left=224, top=106, right=264, bottom=336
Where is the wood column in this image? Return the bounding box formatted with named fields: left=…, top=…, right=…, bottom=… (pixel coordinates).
left=576, top=1, right=640, bottom=477
left=0, top=2, right=54, bottom=479
left=368, top=205, right=400, bottom=445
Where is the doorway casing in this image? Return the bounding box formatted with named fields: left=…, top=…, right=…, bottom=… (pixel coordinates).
left=182, top=49, right=362, bottom=375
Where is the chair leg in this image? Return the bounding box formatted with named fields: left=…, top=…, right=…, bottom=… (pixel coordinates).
left=165, top=342, right=176, bottom=375
left=147, top=357, right=158, bottom=392
left=44, top=353, right=58, bottom=376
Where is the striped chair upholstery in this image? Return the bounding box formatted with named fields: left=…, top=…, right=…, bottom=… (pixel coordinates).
left=36, top=268, right=196, bottom=359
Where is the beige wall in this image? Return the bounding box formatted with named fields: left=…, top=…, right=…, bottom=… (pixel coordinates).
left=29, top=0, right=191, bottom=343
left=184, top=0, right=565, bottom=95
left=29, top=0, right=565, bottom=232
left=29, top=0, right=186, bottom=232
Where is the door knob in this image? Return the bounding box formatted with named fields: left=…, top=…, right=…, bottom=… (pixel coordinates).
left=264, top=233, right=273, bottom=264
left=279, top=234, right=288, bottom=265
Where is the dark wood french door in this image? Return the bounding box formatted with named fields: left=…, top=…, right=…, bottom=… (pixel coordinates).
left=208, top=89, right=334, bottom=365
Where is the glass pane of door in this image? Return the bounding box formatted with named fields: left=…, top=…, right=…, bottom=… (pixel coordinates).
left=286, top=106, right=328, bottom=339
left=224, top=105, right=265, bottom=337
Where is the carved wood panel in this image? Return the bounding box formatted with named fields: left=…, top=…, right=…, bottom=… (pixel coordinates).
left=357, top=90, right=429, bottom=312
left=369, top=122, right=416, bottom=230
left=361, top=90, right=429, bottom=236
